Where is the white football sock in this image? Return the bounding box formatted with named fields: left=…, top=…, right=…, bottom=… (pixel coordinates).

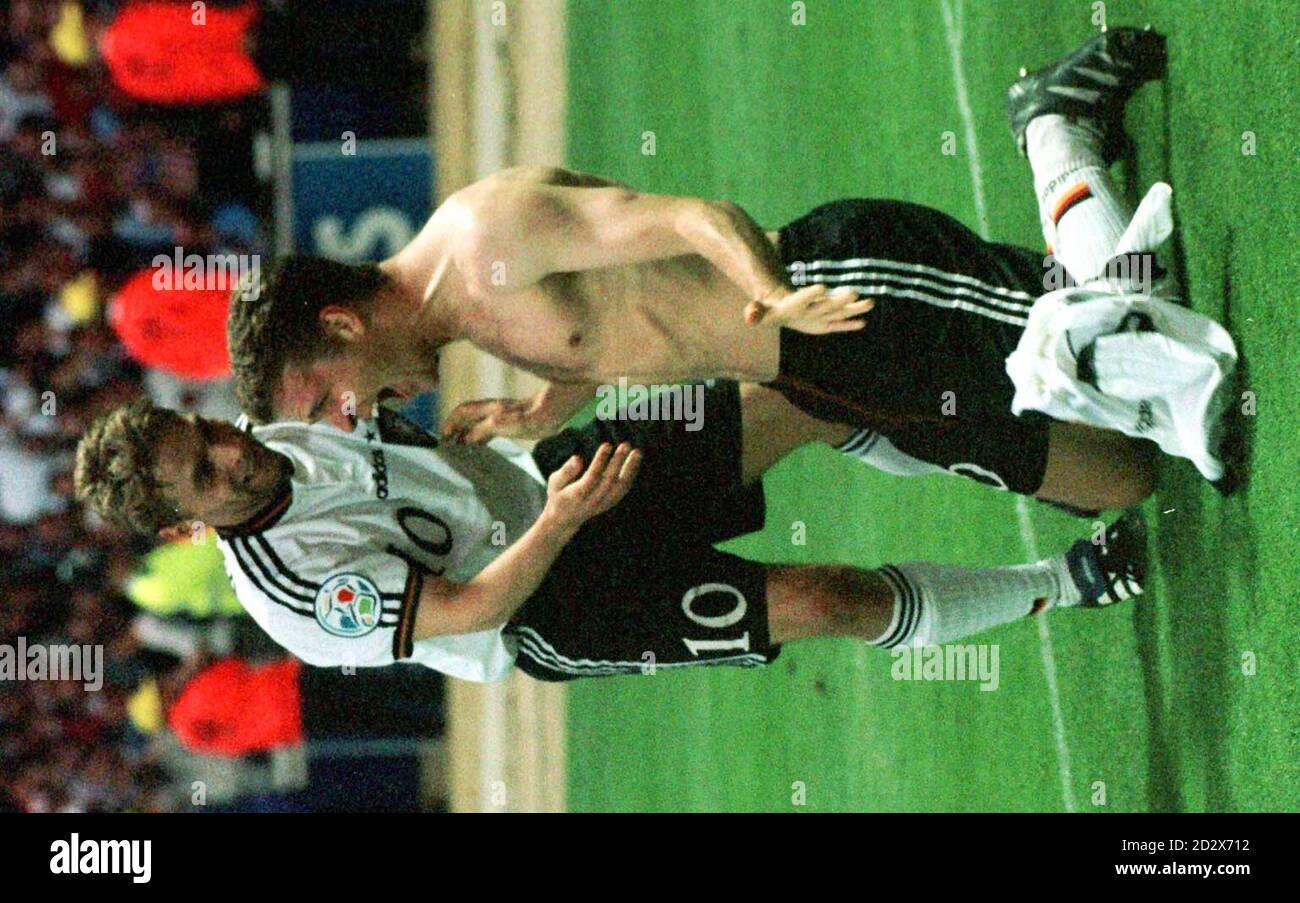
left=870, top=556, right=1080, bottom=648
left=835, top=430, right=950, bottom=479
left=1025, top=114, right=1134, bottom=284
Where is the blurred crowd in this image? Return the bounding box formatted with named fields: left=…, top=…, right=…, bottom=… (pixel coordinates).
left=0, top=0, right=266, bottom=812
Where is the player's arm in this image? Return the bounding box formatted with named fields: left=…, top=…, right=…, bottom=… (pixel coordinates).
left=442, top=380, right=598, bottom=445
left=411, top=442, right=641, bottom=638
left=460, top=170, right=788, bottom=295
left=462, top=176, right=783, bottom=297
left=460, top=172, right=873, bottom=333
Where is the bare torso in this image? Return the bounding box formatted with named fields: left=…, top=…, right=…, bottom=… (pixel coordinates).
left=456, top=255, right=781, bottom=384
left=388, top=172, right=784, bottom=386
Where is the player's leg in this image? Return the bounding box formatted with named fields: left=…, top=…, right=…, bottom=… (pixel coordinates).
left=738, top=382, right=855, bottom=483
left=514, top=392, right=1149, bottom=680
left=769, top=197, right=1159, bottom=510
left=766, top=511, right=1148, bottom=648
left=1007, top=27, right=1167, bottom=283
left=836, top=407, right=1155, bottom=513
left=1009, top=32, right=1241, bottom=491
left=509, top=508, right=1148, bottom=680
left=1037, top=420, right=1156, bottom=512
left=767, top=199, right=1052, bottom=489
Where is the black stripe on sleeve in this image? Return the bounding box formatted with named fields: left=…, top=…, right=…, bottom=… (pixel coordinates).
left=392, top=564, right=424, bottom=661
left=228, top=539, right=317, bottom=619
left=253, top=534, right=322, bottom=593
left=239, top=536, right=315, bottom=604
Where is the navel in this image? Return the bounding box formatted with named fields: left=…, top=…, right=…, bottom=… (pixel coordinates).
left=568, top=331, right=583, bottom=347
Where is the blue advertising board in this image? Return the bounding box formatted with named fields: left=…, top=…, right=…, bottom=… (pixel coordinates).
left=290, top=137, right=439, bottom=429
left=291, top=138, right=434, bottom=263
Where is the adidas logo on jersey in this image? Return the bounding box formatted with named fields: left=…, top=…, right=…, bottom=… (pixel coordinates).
left=1135, top=400, right=1155, bottom=433
left=364, top=427, right=391, bottom=498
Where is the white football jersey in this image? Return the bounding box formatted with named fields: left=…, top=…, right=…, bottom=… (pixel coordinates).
left=1008, top=181, right=1239, bottom=481
left=216, top=412, right=548, bottom=681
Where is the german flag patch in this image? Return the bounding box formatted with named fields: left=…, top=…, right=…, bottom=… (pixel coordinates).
left=1051, top=181, right=1093, bottom=226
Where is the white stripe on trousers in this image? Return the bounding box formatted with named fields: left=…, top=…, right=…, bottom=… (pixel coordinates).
left=807, top=279, right=1030, bottom=327
left=512, top=626, right=769, bottom=676
left=802, top=269, right=1032, bottom=316
left=786, top=258, right=1038, bottom=326
left=791, top=255, right=1038, bottom=302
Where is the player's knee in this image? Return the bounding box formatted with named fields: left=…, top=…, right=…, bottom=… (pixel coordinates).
left=1044, top=425, right=1158, bottom=510
left=1106, top=440, right=1157, bottom=507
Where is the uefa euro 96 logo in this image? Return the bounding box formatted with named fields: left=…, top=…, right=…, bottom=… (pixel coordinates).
left=315, top=573, right=383, bottom=637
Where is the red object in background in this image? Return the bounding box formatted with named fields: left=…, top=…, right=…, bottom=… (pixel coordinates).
left=99, top=1, right=266, bottom=106
left=109, top=266, right=233, bottom=380
left=168, top=658, right=304, bottom=758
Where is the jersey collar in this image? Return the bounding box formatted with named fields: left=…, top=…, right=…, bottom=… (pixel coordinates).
left=216, top=475, right=294, bottom=539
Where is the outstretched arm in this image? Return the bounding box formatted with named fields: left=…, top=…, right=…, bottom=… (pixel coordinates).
left=457, top=167, right=785, bottom=298
left=455, top=167, right=872, bottom=333
left=411, top=442, right=641, bottom=638
left=443, top=380, right=598, bottom=445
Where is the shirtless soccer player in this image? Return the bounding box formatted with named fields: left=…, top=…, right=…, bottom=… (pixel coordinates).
left=74, top=384, right=1146, bottom=681
left=229, top=28, right=1183, bottom=515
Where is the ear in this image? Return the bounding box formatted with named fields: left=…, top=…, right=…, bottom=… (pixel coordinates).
left=157, top=523, right=190, bottom=543
left=319, top=306, right=366, bottom=343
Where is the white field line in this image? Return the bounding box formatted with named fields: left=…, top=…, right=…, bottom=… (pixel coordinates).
left=939, top=0, right=990, bottom=237
left=939, top=0, right=1077, bottom=813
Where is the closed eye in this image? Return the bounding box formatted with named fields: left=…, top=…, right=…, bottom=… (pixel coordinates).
left=192, top=419, right=216, bottom=490
left=308, top=394, right=328, bottom=422
left=193, top=453, right=215, bottom=492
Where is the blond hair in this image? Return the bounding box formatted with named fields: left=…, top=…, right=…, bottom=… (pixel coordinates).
left=74, top=399, right=187, bottom=534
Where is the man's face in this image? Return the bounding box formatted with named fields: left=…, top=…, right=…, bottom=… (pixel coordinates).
left=153, top=414, right=292, bottom=530
left=276, top=347, right=440, bottom=431
left=276, top=351, right=375, bottom=432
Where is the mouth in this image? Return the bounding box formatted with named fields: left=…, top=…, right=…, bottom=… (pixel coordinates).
left=378, top=384, right=423, bottom=407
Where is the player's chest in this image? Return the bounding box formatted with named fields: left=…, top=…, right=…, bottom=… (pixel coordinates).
left=460, top=279, right=613, bottom=380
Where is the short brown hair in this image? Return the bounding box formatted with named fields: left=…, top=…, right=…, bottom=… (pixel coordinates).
left=227, top=255, right=389, bottom=423
left=74, top=398, right=187, bottom=534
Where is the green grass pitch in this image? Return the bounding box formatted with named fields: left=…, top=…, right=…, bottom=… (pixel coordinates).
left=563, top=0, right=1299, bottom=811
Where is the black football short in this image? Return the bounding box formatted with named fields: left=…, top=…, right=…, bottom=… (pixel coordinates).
left=507, top=381, right=779, bottom=681
left=764, top=198, right=1054, bottom=495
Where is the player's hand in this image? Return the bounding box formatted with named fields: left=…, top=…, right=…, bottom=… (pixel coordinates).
left=542, top=442, right=642, bottom=531
left=743, top=283, right=874, bottom=334
left=443, top=396, right=556, bottom=444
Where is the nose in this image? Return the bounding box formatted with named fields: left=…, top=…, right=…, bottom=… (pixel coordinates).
left=209, top=437, right=245, bottom=476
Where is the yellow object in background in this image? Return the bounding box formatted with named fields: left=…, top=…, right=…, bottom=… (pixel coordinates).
left=126, top=677, right=164, bottom=736
left=50, top=1, right=91, bottom=67
left=126, top=538, right=245, bottom=619
left=59, top=270, right=98, bottom=325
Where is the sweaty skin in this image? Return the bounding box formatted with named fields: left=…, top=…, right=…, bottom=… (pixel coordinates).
left=401, top=167, right=786, bottom=384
